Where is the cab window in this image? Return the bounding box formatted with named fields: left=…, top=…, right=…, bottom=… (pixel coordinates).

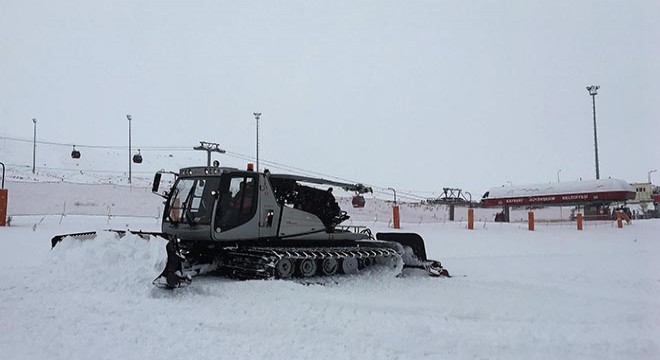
left=215, top=175, right=258, bottom=231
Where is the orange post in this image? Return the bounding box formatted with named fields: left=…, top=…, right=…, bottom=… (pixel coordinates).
left=392, top=205, right=400, bottom=229
left=0, top=189, right=7, bottom=226
left=576, top=213, right=583, bottom=231
left=622, top=212, right=631, bottom=224
left=467, top=208, right=474, bottom=230
left=528, top=211, right=534, bottom=231
left=616, top=211, right=623, bottom=228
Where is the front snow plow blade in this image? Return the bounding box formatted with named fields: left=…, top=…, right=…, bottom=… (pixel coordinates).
left=50, top=230, right=166, bottom=249
left=51, top=231, right=99, bottom=248
left=376, top=232, right=450, bottom=277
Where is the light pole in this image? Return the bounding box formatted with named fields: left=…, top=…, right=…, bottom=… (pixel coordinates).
left=557, top=169, right=563, bottom=220
left=649, top=169, right=657, bottom=184
left=32, top=118, right=37, bottom=174
left=127, top=114, right=132, bottom=184
left=387, top=187, right=397, bottom=205
left=587, top=85, right=600, bottom=180
left=253, top=112, right=261, bottom=173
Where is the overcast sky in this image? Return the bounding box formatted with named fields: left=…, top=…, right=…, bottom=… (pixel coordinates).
left=1, top=0, right=658, bottom=197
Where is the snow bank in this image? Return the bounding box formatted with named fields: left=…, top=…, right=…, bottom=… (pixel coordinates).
left=45, top=232, right=167, bottom=293
left=5, top=181, right=163, bottom=217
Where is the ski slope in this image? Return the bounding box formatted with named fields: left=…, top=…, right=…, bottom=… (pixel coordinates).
left=1, top=214, right=659, bottom=359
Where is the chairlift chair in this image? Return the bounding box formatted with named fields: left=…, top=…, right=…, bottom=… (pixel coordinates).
left=351, top=195, right=366, bottom=208
left=133, top=149, right=143, bottom=164
left=71, top=146, right=81, bottom=159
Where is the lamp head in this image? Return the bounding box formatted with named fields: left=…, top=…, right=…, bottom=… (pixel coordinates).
left=586, top=85, right=600, bottom=96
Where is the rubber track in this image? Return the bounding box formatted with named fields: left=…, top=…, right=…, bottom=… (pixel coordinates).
left=218, top=246, right=399, bottom=279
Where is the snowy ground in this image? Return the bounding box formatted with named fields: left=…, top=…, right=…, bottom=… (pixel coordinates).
left=1, top=215, right=659, bottom=360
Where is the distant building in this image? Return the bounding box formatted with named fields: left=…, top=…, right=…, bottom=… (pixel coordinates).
left=631, top=182, right=653, bottom=202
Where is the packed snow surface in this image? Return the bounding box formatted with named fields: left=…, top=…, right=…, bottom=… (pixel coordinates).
left=1, top=215, right=659, bottom=359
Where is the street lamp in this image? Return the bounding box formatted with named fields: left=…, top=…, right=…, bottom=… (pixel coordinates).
left=387, top=187, right=397, bottom=205
left=649, top=169, right=658, bottom=184
left=586, top=85, right=600, bottom=180
left=127, top=114, right=132, bottom=184
left=253, top=112, right=261, bottom=173
left=32, top=118, right=37, bottom=174
left=557, top=169, right=561, bottom=183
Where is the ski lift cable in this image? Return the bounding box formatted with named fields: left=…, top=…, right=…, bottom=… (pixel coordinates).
left=1, top=136, right=433, bottom=200
left=0, top=136, right=191, bottom=151
left=3, top=163, right=156, bottom=174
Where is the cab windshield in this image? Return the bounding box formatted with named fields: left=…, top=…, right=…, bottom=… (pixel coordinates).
left=167, top=177, right=220, bottom=225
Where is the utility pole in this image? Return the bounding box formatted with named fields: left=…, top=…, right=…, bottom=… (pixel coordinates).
left=253, top=112, right=261, bottom=173
left=557, top=169, right=561, bottom=183
left=193, top=141, right=226, bottom=166
left=127, top=114, right=132, bottom=184
left=32, top=118, right=37, bottom=174
left=586, top=85, right=600, bottom=180
left=649, top=169, right=657, bottom=184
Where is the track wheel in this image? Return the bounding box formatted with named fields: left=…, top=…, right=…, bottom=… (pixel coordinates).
left=299, top=258, right=318, bottom=277
left=360, top=257, right=374, bottom=269
left=341, top=257, right=359, bottom=274
left=275, top=258, right=295, bottom=278
left=320, top=258, right=338, bottom=276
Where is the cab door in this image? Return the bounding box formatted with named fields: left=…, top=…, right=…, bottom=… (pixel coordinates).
left=211, top=172, right=282, bottom=241
left=213, top=174, right=259, bottom=233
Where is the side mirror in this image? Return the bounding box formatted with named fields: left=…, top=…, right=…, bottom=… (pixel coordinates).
left=152, top=173, right=162, bottom=193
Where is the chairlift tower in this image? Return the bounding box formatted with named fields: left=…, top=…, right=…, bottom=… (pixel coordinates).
left=193, top=141, right=226, bottom=166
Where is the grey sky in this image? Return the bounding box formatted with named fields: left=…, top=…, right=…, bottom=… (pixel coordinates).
left=1, top=0, right=658, bottom=197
